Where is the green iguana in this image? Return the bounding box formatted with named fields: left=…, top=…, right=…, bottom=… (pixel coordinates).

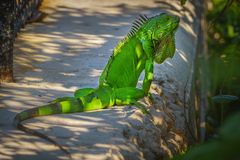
left=14, top=13, right=179, bottom=157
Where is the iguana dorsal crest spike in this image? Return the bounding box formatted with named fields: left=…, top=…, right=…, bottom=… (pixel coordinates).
left=127, top=14, right=148, bottom=37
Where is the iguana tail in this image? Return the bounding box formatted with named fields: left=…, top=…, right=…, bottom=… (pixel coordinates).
left=13, top=97, right=84, bottom=159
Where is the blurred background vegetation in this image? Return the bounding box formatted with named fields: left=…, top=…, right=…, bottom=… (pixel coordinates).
left=206, top=0, right=240, bottom=133
left=174, top=0, right=240, bottom=159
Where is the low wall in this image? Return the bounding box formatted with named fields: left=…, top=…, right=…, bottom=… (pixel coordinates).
left=0, top=0, right=42, bottom=82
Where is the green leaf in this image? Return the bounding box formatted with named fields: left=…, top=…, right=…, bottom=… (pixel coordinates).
left=212, top=95, right=239, bottom=103
left=180, top=0, right=187, bottom=5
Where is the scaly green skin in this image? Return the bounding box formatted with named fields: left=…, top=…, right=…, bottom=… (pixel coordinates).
left=13, top=13, right=179, bottom=156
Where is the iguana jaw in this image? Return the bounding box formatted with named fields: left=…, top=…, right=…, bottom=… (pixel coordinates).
left=173, top=16, right=180, bottom=29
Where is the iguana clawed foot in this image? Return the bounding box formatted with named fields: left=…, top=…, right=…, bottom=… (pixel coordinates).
left=144, top=93, right=154, bottom=106
left=132, top=100, right=149, bottom=115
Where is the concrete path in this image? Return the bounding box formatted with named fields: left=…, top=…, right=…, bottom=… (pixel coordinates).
left=0, top=0, right=199, bottom=159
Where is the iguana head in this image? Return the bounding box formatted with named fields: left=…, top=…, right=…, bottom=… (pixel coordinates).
left=149, top=13, right=180, bottom=64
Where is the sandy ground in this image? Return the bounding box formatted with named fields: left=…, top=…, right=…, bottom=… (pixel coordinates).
left=0, top=0, right=198, bottom=159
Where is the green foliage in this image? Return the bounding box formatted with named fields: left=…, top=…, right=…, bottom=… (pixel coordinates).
left=206, top=0, right=240, bottom=134
left=180, top=0, right=187, bottom=5
left=172, top=113, right=240, bottom=160
left=207, top=0, right=240, bottom=93
left=174, top=1, right=240, bottom=159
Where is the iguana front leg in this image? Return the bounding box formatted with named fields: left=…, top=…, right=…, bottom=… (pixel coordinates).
left=143, top=59, right=154, bottom=105
left=141, top=38, right=155, bottom=105
left=143, top=58, right=154, bottom=95
left=141, top=37, right=154, bottom=95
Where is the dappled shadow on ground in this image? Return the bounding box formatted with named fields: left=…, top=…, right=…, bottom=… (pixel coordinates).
left=13, top=2, right=158, bottom=87
left=0, top=0, right=197, bottom=159
left=0, top=107, right=139, bottom=160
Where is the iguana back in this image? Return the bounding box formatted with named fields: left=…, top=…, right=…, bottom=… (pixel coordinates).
left=100, top=35, right=147, bottom=88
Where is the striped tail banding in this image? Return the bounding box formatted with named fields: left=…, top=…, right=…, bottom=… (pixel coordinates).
left=12, top=99, right=84, bottom=159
